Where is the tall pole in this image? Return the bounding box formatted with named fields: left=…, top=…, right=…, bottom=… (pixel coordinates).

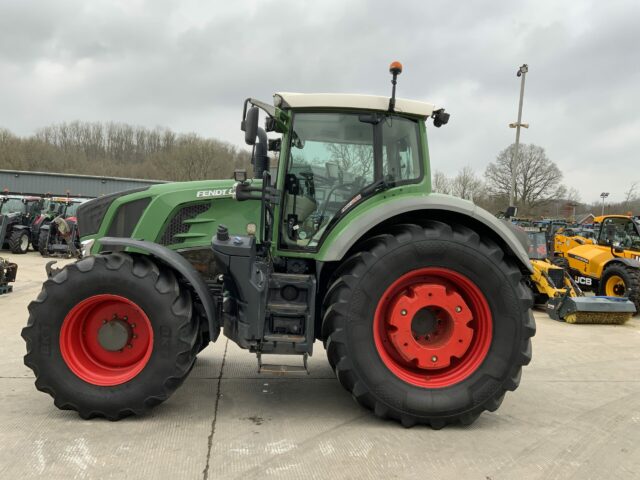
left=600, top=192, right=609, bottom=216
left=509, top=64, right=529, bottom=207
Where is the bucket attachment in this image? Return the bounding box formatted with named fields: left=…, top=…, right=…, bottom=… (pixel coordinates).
left=547, top=295, right=636, bottom=324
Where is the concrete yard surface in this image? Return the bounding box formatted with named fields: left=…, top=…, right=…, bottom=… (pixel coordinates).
left=1, top=252, right=639, bottom=479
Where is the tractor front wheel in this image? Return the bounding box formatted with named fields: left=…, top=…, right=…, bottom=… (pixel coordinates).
left=9, top=230, right=30, bottom=254
left=323, top=221, right=535, bottom=428
left=22, top=253, right=198, bottom=420
left=38, top=229, right=50, bottom=256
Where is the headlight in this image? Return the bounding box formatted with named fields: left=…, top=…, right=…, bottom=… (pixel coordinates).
left=81, top=239, right=95, bottom=258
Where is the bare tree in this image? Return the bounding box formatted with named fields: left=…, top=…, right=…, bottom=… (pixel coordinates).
left=485, top=144, right=564, bottom=208
left=624, top=181, right=638, bottom=209
left=432, top=170, right=451, bottom=194
left=451, top=166, right=483, bottom=201
left=0, top=122, right=251, bottom=182
left=326, top=143, right=374, bottom=179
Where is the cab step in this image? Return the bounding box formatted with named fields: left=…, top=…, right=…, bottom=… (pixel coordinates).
left=257, top=352, right=309, bottom=375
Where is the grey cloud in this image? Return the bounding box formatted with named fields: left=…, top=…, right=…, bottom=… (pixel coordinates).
left=0, top=0, right=638, bottom=203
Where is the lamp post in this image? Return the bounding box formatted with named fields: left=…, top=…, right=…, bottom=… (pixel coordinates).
left=509, top=64, right=529, bottom=208
left=600, top=192, right=609, bottom=216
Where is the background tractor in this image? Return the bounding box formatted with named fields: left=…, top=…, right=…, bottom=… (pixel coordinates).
left=22, top=63, right=535, bottom=428
left=31, top=196, right=64, bottom=250
left=0, top=195, right=43, bottom=254
left=38, top=197, right=87, bottom=257
left=553, top=215, right=640, bottom=313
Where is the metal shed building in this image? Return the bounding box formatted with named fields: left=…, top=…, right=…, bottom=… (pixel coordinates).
left=0, top=169, right=167, bottom=198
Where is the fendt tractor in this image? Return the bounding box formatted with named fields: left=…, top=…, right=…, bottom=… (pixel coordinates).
left=22, top=63, right=535, bottom=428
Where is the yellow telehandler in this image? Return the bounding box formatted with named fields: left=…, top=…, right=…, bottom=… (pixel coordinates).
left=553, top=215, right=640, bottom=314
left=527, top=231, right=635, bottom=323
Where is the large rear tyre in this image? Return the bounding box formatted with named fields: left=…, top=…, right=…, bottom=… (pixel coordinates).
left=9, top=230, right=30, bottom=254
left=599, top=264, right=640, bottom=315
left=22, top=253, right=199, bottom=420
left=322, top=221, right=535, bottom=428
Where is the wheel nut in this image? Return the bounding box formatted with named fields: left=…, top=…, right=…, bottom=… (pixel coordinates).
left=131, top=324, right=136, bottom=328
left=431, top=355, right=438, bottom=362
left=102, top=320, right=107, bottom=324
left=455, top=306, right=462, bottom=313
left=124, top=316, right=128, bottom=321
left=127, top=344, right=133, bottom=349
left=132, top=334, right=138, bottom=339
left=401, top=309, right=407, bottom=316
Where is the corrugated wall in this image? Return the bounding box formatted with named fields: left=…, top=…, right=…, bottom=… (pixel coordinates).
left=0, top=169, right=167, bottom=198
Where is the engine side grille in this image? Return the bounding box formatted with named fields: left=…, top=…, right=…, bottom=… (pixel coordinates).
left=106, top=198, right=151, bottom=238
left=547, top=268, right=565, bottom=288
left=159, top=203, right=210, bottom=245
left=77, top=186, right=149, bottom=237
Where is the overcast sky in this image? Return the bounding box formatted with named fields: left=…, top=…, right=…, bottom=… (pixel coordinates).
left=1, top=0, right=638, bottom=203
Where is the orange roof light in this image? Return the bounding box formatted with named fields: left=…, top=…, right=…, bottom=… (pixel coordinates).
left=389, top=61, right=403, bottom=75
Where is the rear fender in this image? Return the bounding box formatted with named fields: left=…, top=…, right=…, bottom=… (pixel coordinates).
left=319, top=194, right=533, bottom=273
left=99, top=237, right=220, bottom=342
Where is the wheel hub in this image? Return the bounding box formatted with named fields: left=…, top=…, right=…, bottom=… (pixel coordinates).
left=97, top=318, right=132, bottom=352
left=59, top=294, right=154, bottom=386
left=387, top=284, right=473, bottom=369
left=373, top=267, right=493, bottom=388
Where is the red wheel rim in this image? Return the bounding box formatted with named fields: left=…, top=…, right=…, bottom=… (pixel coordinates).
left=59, top=294, right=154, bottom=386
left=373, top=268, right=492, bottom=388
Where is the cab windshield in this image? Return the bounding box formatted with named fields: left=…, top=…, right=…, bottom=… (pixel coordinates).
left=281, top=112, right=422, bottom=249
left=0, top=198, right=25, bottom=214
left=598, top=217, right=640, bottom=252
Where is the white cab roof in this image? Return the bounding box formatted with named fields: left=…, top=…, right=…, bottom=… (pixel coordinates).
left=274, top=92, right=435, bottom=118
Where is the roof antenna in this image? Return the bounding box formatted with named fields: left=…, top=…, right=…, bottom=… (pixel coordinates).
left=388, top=61, right=403, bottom=112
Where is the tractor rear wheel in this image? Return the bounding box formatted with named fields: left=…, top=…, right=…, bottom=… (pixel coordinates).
left=599, top=264, right=640, bottom=314
left=22, top=253, right=198, bottom=420
left=322, top=221, right=535, bottom=428
left=9, top=230, right=30, bottom=254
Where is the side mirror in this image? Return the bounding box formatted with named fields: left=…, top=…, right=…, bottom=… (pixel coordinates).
left=244, top=106, right=259, bottom=145
left=325, top=162, right=341, bottom=180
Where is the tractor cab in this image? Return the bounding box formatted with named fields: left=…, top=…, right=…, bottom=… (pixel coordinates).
left=234, top=81, right=449, bottom=256
left=596, top=215, right=640, bottom=253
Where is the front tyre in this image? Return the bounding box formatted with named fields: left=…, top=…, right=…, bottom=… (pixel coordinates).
left=599, top=264, right=640, bottom=314
left=9, top=230, right=30, bottom=254
left=22, top=253, right=198, bottom=420
left=322, top=221, right=535, bottom=428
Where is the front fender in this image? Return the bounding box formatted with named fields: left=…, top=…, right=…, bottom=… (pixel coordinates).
left=99, top=237, right=220, bottom=342
left=319, top=193, right=533, bottom=273
left=607, top=257, right=640, bottom=269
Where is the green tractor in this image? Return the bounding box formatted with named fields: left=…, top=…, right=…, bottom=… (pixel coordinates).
left=22, top=63, right=535, bottom=428
left=0, top=195, right=43, bottom=254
